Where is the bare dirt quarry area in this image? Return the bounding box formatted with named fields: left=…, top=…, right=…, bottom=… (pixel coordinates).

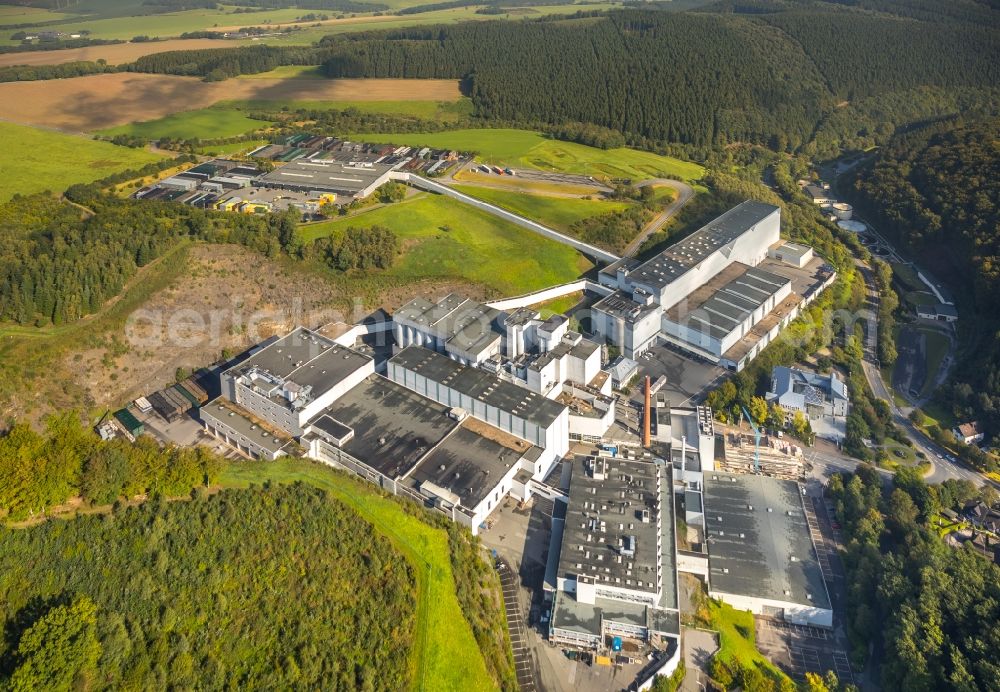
left=63, top=244, right=486, bottom=418
left=68, top=244, right=348, bottom=413
left=0, top=73, right=463, bottom=131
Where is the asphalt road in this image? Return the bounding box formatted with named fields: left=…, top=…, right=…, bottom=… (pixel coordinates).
left=856, top=263, right=983, bottom=485
left=622, top=178, right=695, bottom=257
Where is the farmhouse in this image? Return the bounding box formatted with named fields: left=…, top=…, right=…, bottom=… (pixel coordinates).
left=954, top=421, right=985, bottom=445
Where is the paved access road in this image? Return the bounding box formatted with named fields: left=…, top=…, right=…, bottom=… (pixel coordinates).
left=856, top=262, right=984, bottom=485
left=623, top=178, right=695, bottom=257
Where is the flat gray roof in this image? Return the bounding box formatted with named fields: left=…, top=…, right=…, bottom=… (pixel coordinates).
left=629, top=201, right=779, bottom=291
left=258, top=159, right=393, bottom=194
left=665, top=263, right=791, bottom=341
left=225, top=327, right=372, bottom=396
left=394, top=293, right=502, bottom=356
left=410, top=420, right=536, bottom=508
left=320, top=375, right=457, bottom=478
left=552, top=590, right=680, bottom=638
left=390, top=346, right=566, bottom=428
left=592, top=290, right=660, bottom=323
left=556, top=456, right=677, bottom=608
left=703, top=472, right=831, bottom=611
left=202, top=398, right=293, bottom=456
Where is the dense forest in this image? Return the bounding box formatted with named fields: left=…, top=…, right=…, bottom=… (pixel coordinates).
left=0, top=413, right=223, bottom=521
left=90, top=3, right=989, bottom=154
left=848, top=116, right=1000, bottom=448
left=0, top=181, right=300, bottom=327
left=828, top=465, right=1000, bottom=690
left=0, top=482, right=416, bottom=690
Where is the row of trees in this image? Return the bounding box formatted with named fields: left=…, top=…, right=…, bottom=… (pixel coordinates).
left=0, top=413, right=223, bottom=521
left=310, top=224, right=399, bottom=272
left=0, top=483, right=416, bottom=690
left=829, top=464, right=1000, bottom=689
left=848, top=116, right=1000, bottom=446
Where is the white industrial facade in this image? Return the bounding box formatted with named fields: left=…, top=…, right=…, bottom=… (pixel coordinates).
left=388, top=346, right=570, bottom=478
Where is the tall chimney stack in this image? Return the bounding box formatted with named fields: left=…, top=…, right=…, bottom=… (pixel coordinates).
left=643, top=375, right=652, bottom=447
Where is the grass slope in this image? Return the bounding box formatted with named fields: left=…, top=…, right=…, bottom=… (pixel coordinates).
left=352, top=128, right=705, bottom=181
left=451, top=184, right=629, bottom=231
left=301, top=193, right=591, bottom=296
left=709, top=600, right=792, bottom=686
left=0, top=122, right=162, bottom=201
left=98, top=105, right=266, bottom=140
left=220, top=459, right=498, bottom=692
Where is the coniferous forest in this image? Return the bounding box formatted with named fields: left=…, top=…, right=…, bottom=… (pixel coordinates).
left=0, top=483, right=416, bottom=690
left=849, top=116, right=1000, bottom=453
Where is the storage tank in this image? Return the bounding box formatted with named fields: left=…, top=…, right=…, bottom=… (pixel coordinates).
left=837, top=219, right=866, bottom=233
left=831, top=202, right=853, bottom=220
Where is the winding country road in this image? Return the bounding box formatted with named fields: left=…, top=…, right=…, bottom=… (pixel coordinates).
left=856, top=261, right=985, bottom=485
left=623, top=178, right=695, bottom=257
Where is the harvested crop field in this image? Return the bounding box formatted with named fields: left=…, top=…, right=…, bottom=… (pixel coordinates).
left=0, top=73, right=463, bottom=132
left=0, top=38, right=237, bottom=68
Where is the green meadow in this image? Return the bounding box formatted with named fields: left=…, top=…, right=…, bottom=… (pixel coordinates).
left=352, top=128, right=706, bottom=182
left=451, top=184, right=629, bottom=231
left=300, top=192, right=591, bottom=297
left=0, top=122, right=162, bottom=201
left=97, top=105, right=267, bottom=140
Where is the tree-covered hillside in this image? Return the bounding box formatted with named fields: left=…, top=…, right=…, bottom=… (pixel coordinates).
left=122, top=2, right=999, bottom=155
left=848, top=116, right=1000, bottom=451
left=829, top=465, right=1000, bottom=690
left=0, top=483, right=416, bottom=690
left=308, top=5, right=997, bottom=150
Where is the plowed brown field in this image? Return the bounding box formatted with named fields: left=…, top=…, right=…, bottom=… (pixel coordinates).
left=0, top=73, right=462, bottom=131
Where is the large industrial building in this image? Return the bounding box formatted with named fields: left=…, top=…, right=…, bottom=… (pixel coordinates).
left=594, top=201, right=836, bottom=371
left=256, top=159, right=396, bottom=198
left=546, top=455, right=681, bottom=667
left=388, top=345, right=570, bottom=477
left=702, top=472, right=832, bottom=627
left=201, top=325, right=574, bottom=533
left=393, top=294, right=503, bottom=365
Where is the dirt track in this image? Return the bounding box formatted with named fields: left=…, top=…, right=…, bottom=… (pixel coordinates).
left=0, top=38, right=236, bottom=67
left=0, top=73, right=462, bottom=131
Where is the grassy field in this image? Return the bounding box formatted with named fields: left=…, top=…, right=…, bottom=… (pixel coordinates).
left=708, top=600, right=792, bottom=686
left=98, top=104, right=267, bottom=140
left=451, top=184, right=629, bottom=231
left=352, top=128, right=705, bottom=182
left=532, top=292, right=585, bottom=318
left=300, top=193, right=591, bottom=297
left=0, top=3, right=619, bottom=47
left=234, top=95, right=473, bottom=120
left=196, top=139, right=269, bottom=156
left=0, top=121, right=162, bottom=200
left=0, top=6, right=315, bottom=45
left=0, top=5, right=74, bottom=24
left=219, top=458, right=497, bottom=692
left=920, top=328, right=949, bottom=396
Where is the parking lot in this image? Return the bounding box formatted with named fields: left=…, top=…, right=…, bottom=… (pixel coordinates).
left=630, top=344, right=726, bottom=407
left=754, top=490, right=855, bottom=686
left=756, top=619, right=854, bottom=684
